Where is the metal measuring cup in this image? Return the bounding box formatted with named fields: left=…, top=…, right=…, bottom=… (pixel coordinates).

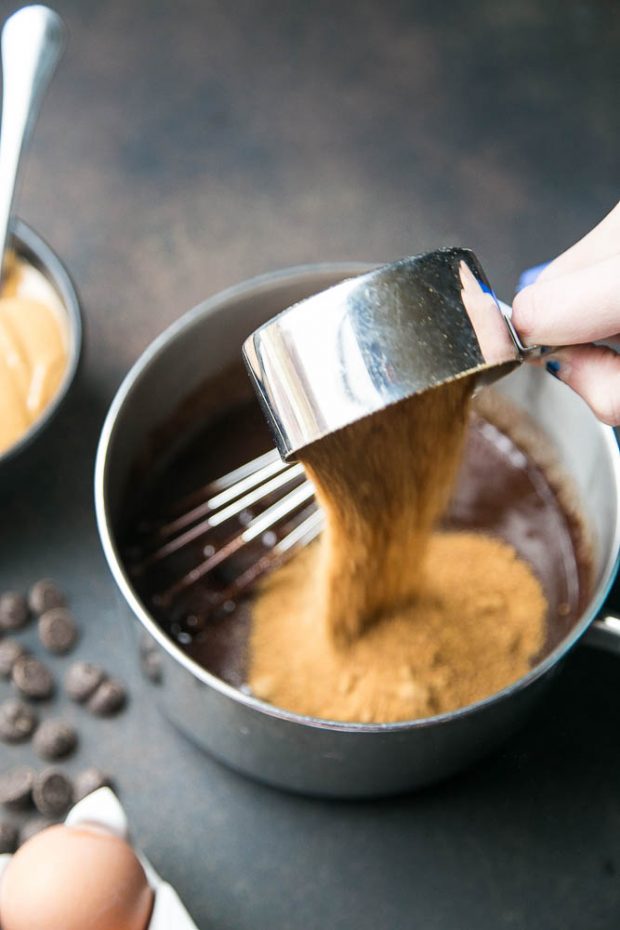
left=243, top=248, right=537, bottom=460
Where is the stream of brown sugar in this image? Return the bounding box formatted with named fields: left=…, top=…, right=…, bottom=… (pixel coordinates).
left=249, top=377, right=547, bottom=723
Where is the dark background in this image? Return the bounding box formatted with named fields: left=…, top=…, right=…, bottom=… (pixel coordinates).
left=0, top=1, right=619, bottom=928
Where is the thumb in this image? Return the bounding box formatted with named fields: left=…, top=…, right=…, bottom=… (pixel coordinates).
left=540, top=343, right=620, bottom=426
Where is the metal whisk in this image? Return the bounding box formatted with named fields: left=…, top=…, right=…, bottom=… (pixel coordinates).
left=130, top=248, right=532, bottom=618
left=130, top=448, right=321, bottom=611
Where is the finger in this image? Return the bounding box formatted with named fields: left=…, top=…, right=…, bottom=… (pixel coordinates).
left=537, top=200, right=620, bottom=283
left=540, top=343, right=620, bottom=426
left=512, top=253, right=620, bottom=346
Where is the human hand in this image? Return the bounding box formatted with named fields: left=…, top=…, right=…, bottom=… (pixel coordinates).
left=512, top=201, right=620, bottom=425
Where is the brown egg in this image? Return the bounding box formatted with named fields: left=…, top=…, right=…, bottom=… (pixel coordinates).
left=0, top=824, right=154, bottom=930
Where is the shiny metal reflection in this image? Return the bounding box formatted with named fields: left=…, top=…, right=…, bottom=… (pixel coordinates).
left=243, top=248, right=523, bottom=460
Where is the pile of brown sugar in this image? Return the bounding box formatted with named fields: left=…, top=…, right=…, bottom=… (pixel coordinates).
left=249, top=378, right=547, bottom=723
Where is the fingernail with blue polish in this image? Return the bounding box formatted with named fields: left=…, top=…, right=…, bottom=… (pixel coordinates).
left=540, top=345, right=554, bottom=356
left=546, top=359, right=561, bottom=377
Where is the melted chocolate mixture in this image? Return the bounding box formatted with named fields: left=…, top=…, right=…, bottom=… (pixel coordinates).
left=125, top=396, right=590, bottom=687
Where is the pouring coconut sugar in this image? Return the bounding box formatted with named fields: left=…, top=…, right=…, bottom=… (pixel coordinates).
left=242, top=249, right=551, bottom=723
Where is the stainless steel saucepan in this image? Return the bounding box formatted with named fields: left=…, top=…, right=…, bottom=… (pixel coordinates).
left=95, top=262, right=620, bottom=798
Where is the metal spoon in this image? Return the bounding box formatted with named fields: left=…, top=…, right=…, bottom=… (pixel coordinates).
left=0, top=5, right=66, bottom=281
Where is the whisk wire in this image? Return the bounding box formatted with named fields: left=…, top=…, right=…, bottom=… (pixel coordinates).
left=156, top=451, right=290, bottom=540
left=158, top=479, right=316, bottom=603
left=132, top=448, right=321, bottom=619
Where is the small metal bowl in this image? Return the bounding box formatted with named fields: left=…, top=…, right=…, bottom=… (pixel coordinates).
left=0, top=218, right=82, bottom=470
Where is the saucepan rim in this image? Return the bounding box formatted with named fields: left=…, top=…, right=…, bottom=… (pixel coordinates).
left=94, top=262, right=620, bottom=734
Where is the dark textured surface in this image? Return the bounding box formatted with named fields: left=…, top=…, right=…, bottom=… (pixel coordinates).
left=0, top=1, right=619, bottom=927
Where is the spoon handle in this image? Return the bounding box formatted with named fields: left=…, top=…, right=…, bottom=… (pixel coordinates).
left=0, top=5, right=66, bottom=278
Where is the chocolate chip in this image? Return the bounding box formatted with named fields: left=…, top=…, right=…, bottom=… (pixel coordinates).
left=0, top=767, right=35, bottom=810
left=0, top=821, right=18, bottom=853
left=64, top=662, right=105, bottom=703
left=32, top=769, right=73, bottom=817
left=20, top=818, right=54, bottom=845
left=140, top=638, right=163, bottom=684
left=38, top=608, right=78, bottom=655
left=141, top=649, right=162, bottom=683
left=33, top=719, right=78, bottom=761
left=12, top=656, right=55, bottom=700
left=0, top=592, right=30, bottom=631
left=74, top=768, right=112, bottom=801
left=28, top=579, right=66, bottom=615
left=0, top=639, right=27, bottom=678
left=0, top=699, right=38, bottom=743
left=87, top=678, right=127, bottom=716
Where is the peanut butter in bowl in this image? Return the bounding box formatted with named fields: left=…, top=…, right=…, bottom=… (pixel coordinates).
left=0, top=253, right=69, bottom=456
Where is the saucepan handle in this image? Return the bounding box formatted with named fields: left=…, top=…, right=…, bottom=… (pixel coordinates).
left=584, top=615, right=620, bottom=655
left=582, top=561, right=620, bottom=654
